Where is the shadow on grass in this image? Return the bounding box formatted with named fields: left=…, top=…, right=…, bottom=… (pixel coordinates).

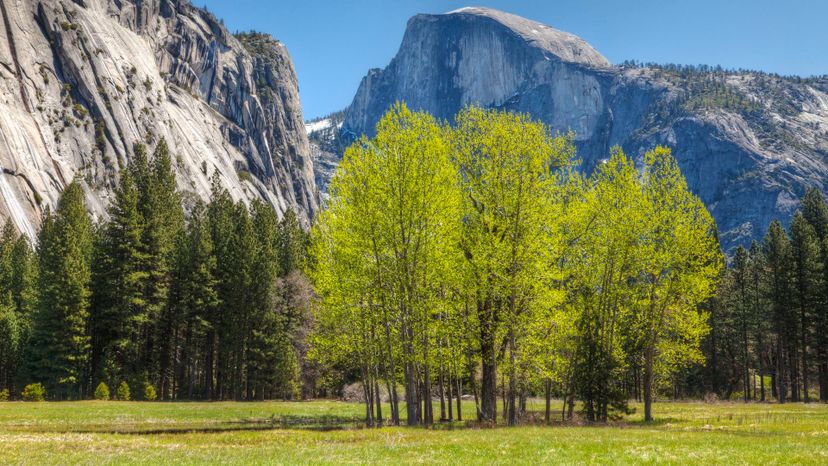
left=9, top=415, right=368, bottom=435
left=9, top=409, right=816, bottom=436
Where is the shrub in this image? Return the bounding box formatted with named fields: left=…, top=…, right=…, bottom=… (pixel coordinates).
left=236, top=169, right=254, bottom=184
left=116, top=381, right=130, bottom=401
left=94, top=382, right=110, bottom=400
left=0, top=388, right=9, bottom=401
left=144, top=384, right=157, bottom=401
left=22, top=383, right=46, bottom=402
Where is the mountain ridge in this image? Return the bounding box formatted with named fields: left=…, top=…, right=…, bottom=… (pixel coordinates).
left=329, top=7, right=828, bottom=252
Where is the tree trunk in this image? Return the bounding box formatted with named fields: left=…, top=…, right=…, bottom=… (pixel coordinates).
left=438, top=363, right=446, bottom=421
left=456, top=370, right=463, bottom=422
left=501, top=374, right=507, bottom=422
left=478, top=295, right=497, bottom=423
left=544, top=378, right=552, bottom=425
left=507, top=330, right=517, bottom=426
left=204, top=329, right=215, bottom=400
left=382, top=308, right=400, bottom=425
left=480, top=330, right=497, bottom=422
left=423, top=361, right=433, bottom=426
left=787, top=344, right=799, bottom=401
left=363, top=375, right=374, bottom=427
left=759, top=355, right=766, bottom=402
left=384, top=377, right=397, bottom=425
left=777, top=343, right=787, bottom=404
left=771, top=372, right=777, bottom=399
left=743, top=323, right=750, bottom=403
left=644, top=345, right=655, bottom=422
left=403, top=336, right=419, bottom=426
left=374, top=380, right=383, bottom=427
left=446, top=369, right=453, bottom=421
left=801, top=307, right=809, bottom=402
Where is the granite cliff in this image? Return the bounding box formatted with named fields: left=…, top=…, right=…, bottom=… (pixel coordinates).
left=0, top=0, right=318, bottom=238
left=336, top=7, right=828, bottom=251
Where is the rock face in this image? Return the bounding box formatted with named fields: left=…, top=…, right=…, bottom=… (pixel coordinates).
left=339, top=7, right=828, bottom=252
left=305, top=110, right=345, bottom=197
left=0, top=0, right=318, bottom=239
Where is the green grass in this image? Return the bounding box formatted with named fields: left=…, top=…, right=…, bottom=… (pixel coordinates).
left=0, top=400, right=826, bottom=464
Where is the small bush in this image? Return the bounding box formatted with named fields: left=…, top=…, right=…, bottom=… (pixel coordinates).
left=94, top=382, right=110, bottom=400
left=236, top=169, right=254, bottom=184
left=116, top=381, right=130, bottom=401
left=729, top=391, right=745, bottom=401
left=22, top=383, right=46, bottom=402
left=144, top=384, right=157, bottom=401
left=0, top=388, right=9, bottom=401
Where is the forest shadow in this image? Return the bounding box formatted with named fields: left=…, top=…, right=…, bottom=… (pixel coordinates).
left=18, top=415, right=368, bottom=435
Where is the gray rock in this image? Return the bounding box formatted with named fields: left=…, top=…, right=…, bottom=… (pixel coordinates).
left=0, top=0, right=318, bottom=238
left=337, top=7, right=828, bottom=253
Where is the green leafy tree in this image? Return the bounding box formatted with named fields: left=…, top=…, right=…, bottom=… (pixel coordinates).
left=634, top=147, right=721, bottom=421
left=452, top=107, right=572, bottom=424
left=311, top=103, right=461, bottom=425
left=566, top=150, right=645, bottom=421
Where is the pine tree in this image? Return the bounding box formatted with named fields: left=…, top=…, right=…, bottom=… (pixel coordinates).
left=95, top=170, right=148, bottom=388
left=26, top=181, right=93, bottom=399
left=799, top=188, right=828, bottom=401
left=223, top=202, right=257, bottom=400
left=764, top=220, right=793, bottom=403
left=177, top=202, right=219, bottom=399
left=247, top=200, right=280, bottom=399
left=10, top=232, right=36, bottom=394
left=0, top=223, right=22, bottom=393
left=143, top=139, right=184, bottom=398
left=732, top=246, right=753, bottom=401
left=206, top=175, right=236, bottom=400
left=748, top=241, right=771, bottom=401
left=277, top=209, right=307, bottom=277
left=790, top=212, right=823, bottom=402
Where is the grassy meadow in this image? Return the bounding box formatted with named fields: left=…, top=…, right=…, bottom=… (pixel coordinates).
left=0, top=400, right=826, bottom=464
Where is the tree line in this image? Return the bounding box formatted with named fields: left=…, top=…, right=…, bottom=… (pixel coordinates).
left=706, top=188, right=828, bottom=403
left=2, top=104, right=825, bottom=426
left=310, top=104, right=722, bottom=425
left=0, top=139, right=312, bottom=401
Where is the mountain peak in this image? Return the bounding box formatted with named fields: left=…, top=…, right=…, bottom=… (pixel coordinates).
left=442, top=7, right=611, bottom=69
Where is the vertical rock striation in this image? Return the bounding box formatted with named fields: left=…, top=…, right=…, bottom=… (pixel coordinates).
left=0, top=0, right=318, bottom=237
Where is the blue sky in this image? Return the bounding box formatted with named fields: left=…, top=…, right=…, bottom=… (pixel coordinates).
left=199, top=0, right=828, bottom=120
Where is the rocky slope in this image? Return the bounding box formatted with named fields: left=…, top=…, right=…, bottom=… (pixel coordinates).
left=306, top=110, right=346, bottom=197
left=337, top=7, right=828, bottom=252
left=0, top=0, right=318, bottom=238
